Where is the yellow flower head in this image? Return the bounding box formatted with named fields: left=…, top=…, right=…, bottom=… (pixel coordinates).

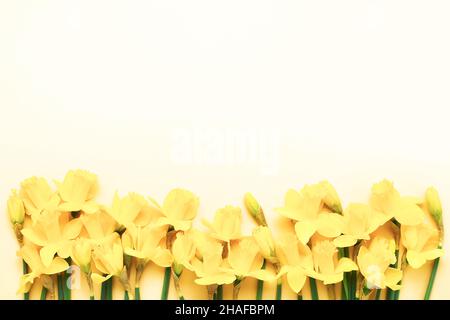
left=370, top=179, right=424, bottom=226
left=252, top=226, right=277, bottom=263
left=425, top=187, right=444, bottom=240
left=310, top=235, right=358, bottom=285
left=276, top=233, right=314, bottom=294
left=191, top=241, right=236, bottom=286
left=7, top=189, right=25, bottom=225
left=109, top=192, right=161, bottom=229
left=401, top=222, right=443, bottom=269
left=91, top=234, right=126, bottom=284
left=202, top=205, right=242, bottom=242
left=226, top=237, right=275, bottom=281
left=71, top=238, right=92, bottom=274
left=121, top=224, right=172, bottom=267
left=357, top=225, right=401, bottom=290
left=17, top=244, right=68, bottom=294
left=276, top=183, right=344, bottom=244
left=333, top=203, right=384, bottom=248
left=172, top=231, right=197, bottom=275
left=158, top=188, right=200, bottom=231
left=318, top=180, right=343, bottom=214
left=56, top=169, right=99, bottom=214
left=19, top=176, right=60, bottom=220
left=21, top=211, right=83, bottom=267
left=81, top=209, right=117, bottom=244
left=244, top=192, right=267, bottom=226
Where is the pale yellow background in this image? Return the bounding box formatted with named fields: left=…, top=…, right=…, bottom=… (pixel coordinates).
left=1, top=1, right=449, bottom=299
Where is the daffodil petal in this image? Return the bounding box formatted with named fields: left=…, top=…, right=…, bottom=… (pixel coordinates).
left=335, top=258, right=358, bottom=273
left=286, top=268, right=307, bottom=293
left=294, top=221, right=316, bottom=244
left=384, top=267, right=402, bottom=290
left=333, top=235, right=357, bottom=248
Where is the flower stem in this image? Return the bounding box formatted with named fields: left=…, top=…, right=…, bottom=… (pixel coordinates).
left=233, top=279, right=242, bottom=300
left=161, top=266, right=171, bottom=300
left=339, top=247, right=350, bottom=300
left=297, top=291, right=303, bottom=300
left=425, top=256, right=441, bottom=300
left=387, top=249, right=399, bottom=300
left=90, top=295, right=94, bottom=300
left=105, top=277, right=113, bottom=300
left=57, top=274, right=64, bottom=300
left=40, top=287, right=48, bottom=300
left=309, top=278, right=319, bottom=300
left=124, top=290, right=129, bottom=300
left=100, top=280, right=107, bottom=300
left=256, top=260, right=266, bottom=300
left=22, top=260, right=29, bottom=300
left=135, top=287, right=141, bottom=300
left=216, top=285, right=223, bottom=300
left=63, top=258, right=71, bottom=300
left=276, top=279, right=282, bottom=300
left=375, top=289, right=382, bottom=300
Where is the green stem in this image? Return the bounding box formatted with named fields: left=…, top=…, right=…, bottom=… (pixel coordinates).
left=161, top=266, right=171, bottom=300
left=63, top=258, right=71, bottom=300
left=276, top=280, right=282, bottom=300
left=375, top=289, right=382, bottom=300
left=22, top=260, right=29, bottom=300
left=106, top=277, right=113, bottom=300
left=124, top=291, right=129, bottom=300
left=309, top=278, right=319, bottom=300
left=340, top=247, right=350, bottom=300
left=424, top=257, right=441, bottom=300
left=297, top=292, right=303, bottom=300
left=216, top=285, right=223, bottom=300
left=90, top=295, right=95, bottom=300
left=57, top=274, right=64, bottom=300
left=100, top=280, right=107, bottom=300
left=135, top=287, right=141, bottom=300
left=387, top=249, right=399, bottom=300
left=40, top=287, right=48, bottom=300
left=256, top=260, right=266, bottom=300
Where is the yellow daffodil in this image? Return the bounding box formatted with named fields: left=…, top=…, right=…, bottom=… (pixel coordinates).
left=157, top=189, right=200, bottom=231
left=357, top=225, right=401, bottom=290
left=425, top=187, right=444, bottom=243
left=310, top=235, right=358, bottom=285
left=318, top=180, right=343, bottom=214
left=21, top=211, right=83, bottom=267
left=7, top=190, right=26, bottom=243
left=19, top=177, right=60, bottom=220
left=276, top=183, right=344, bottom=244
left=252, top=226, right=277, bottom=264
left=276, top=233, right=315, bottom=294
left=80, top=209, right=117, bottom=244
left=370, top=179, right=424, bottom=226
left=71, top=238, right=92, bottom=274
left=401, top=222, right=443, bottom=269
left=56, top=170, right=99, bottom=214
left=333, top=203, right=384, bottom=248
left=244, top=192, right=267, bottom=226
left=172, top=231, right=196, bottom=275
left=121, top=224, right=172, bottom=267
left=109, top=192, right=161, bottom=229
left=226, top=237, right=275, bottom=282
left=17, top=243, right=68, bottom=294
left=202, top=205, right=242, bottom=242
left=191, top=241, right=235, bottom=286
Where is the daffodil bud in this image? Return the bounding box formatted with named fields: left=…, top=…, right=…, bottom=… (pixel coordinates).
left=7, top=190, right=25, bottom=225
left=425, top=187, right=444, bottom=243
left=252, top=226, right=277, bottom=263
left=71, top=239, right=92, bottom=274
left=244, top=193, right=267, bottom=226
left=319, top=181, right=343, bottom=214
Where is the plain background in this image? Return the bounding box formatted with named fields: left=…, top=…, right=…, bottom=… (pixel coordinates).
left=0, top=1, right=449, bottom=299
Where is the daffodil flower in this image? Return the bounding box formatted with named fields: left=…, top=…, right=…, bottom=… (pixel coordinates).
left=172, top=231, right=196, bottom=275
left=71, top=238, right=95, bottom=298
left=276, top=183, right=344, bottom=244
left=17, top=244, right=68, bottom=294
left=333, top=203, right=385, bottom=248
left=370, top=179, right=424, bottom=226
left=7, top=190, right=26, bottom=243
left=21, top=211, right=83, bottom=267
left=80, top=209, right=117, bottom=245
left=357, top=225, right=402, bottom=290
left=401, top=222, right=443, bottom=269
left=252, top=226, right=277, bottom=264
left=157, top=189, right=200, bottom=231
left=56, top=170, right=99, bottom=214
left=19, top=177, right=60, bottom=221
left=310, top=235, right=358, bottom=285
left=276, top=233, right=315, bottom=294
left=109, top=192, right=162, bottom=230
left=202, top=205, right=242, bottom=242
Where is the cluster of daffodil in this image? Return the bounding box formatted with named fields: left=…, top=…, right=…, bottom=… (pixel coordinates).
left=6, top=170, right=444, bottom=300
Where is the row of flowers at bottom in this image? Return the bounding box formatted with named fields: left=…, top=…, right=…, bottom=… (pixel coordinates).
left=6, top=170, right=444, bottom=300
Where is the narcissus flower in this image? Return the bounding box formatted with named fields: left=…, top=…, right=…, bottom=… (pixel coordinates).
left=17, top=244, right=68, bottom=294
left=276, top=234, right=315, bottom=294
left=276, top=183, right=344, bottom=244
left=333, top=203, right=384, bottom=248
left=157, top=189, right=200, bottom=231
left=81, top=209, right=117, bottom=244
left=109, top=192, right=161, bottom=229
left=425, top=187, right=444, bottom=244
left=121, top=224, right=172, bottom=267
left=252, top=226, right=277, bottom=264
left=19, top=177, right=60, bottom=220
left=7, top=190, right=26, bottom=243
left=370, top=179, right=424, bottom=226
left=21, top=211, right=83, bottom=267
left=244, top=193, right=267, bottom=226
left=401, top=222, right=443, bottom=269
left=71, top=238, right=93, bottom=274
left=56, top=170, right=99, bottom=214
left=310, top=235, right=358, bottom=285
left=357, top=225, right=402, bottom=290
left=318, top=181, right=343, bottom=214
left=202, top=205, right=242, bottom=242
left=172, top=231, right=196, bottom=276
